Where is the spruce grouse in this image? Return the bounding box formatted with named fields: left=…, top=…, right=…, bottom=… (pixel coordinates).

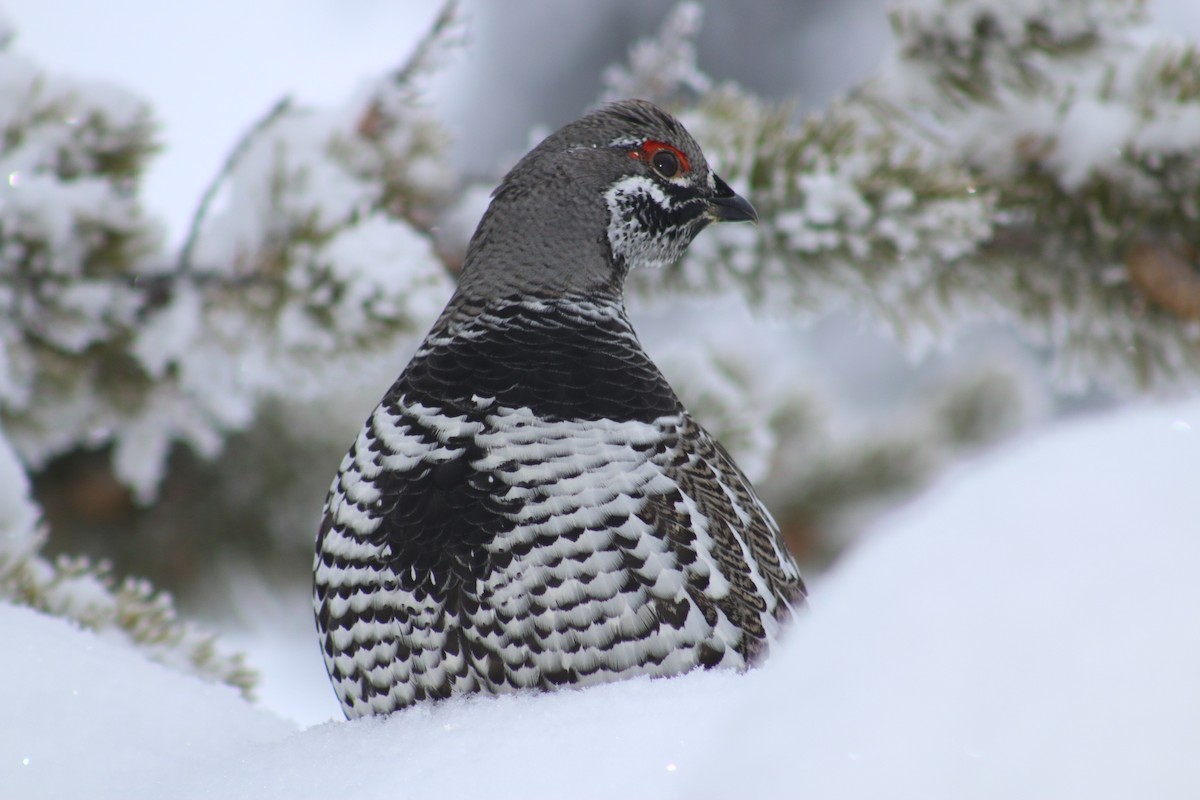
left=315, top=99, right=806, bottom=718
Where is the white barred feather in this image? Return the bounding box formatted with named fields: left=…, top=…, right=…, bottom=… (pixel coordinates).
left=315, top=398, right=799, bottom=718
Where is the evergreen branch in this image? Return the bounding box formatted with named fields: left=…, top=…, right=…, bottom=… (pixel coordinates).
left=1, top=16, right=454, bottom=499
left=177, top=95, right=293, bottom=273
left=619, top=0, right=1200, bottom=392
left=390, top=0, right=464, bottom=90
left=0, top=431, right=256, bottom=696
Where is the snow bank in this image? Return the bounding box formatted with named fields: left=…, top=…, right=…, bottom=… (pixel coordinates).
left=0, top=605, right=293, bottom=800
left=170, top=670, right=749, bottom=800
left=5, top=400, right=1199, bottom=799
left=706, top=399, right=1200, bottom=799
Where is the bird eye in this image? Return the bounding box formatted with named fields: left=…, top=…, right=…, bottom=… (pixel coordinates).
left=651, top=149, right=681, bottom=179
left=627, top=140, right=691, bottom=177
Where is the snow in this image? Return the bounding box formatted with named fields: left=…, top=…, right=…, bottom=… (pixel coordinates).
left=0, top=605, right=293, bottom=800
left=602, top=2, right=711, bottom=103
left=799, top=170, right=873, bottom=228
left=0, top=421, right=38, bottom=557
left=176, top=672, right=744, bottom=800
left=2, top=0, right=447, bottom=248
left=6, top=399, right=1199, bottom=798
left=0, top=16, right=456, bottom=501
left=707, top=399, right=1200, bottom=799
left=889, top=0, right=1141, bottom=45
left=0, top=42, right=156, bottom=420
left=883, top=0, right=1200, bottom=196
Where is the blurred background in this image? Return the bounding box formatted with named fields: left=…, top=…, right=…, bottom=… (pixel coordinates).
left=4, top=0, right=1199, bottom=724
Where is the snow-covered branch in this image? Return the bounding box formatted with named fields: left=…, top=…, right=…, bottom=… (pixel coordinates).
left=621, top=0, right=1200, bottom=391
left=0, top=9, right=458, bottom=500
left=0, top=425, right=254, bottom=695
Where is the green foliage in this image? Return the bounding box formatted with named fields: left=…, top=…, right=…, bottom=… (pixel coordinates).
left=0, top=536, right=257, bottom=696
left=0, top=5, right=466, bottom=701
left=0, top=35, right=165, bottom=478
left=886, top=0, right=1200, bottom=389
left=0, top=428, right=255, bottom=696
left=2, top=7, right=460, bottom=500
left=620, top=0, right=1200, bottom=391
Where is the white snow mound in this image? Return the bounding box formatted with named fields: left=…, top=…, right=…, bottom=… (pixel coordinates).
left=3, top=400, right=1198, bottom=799
left=0, top=605, right=294, bottom=800
left=705, top=399, right=1200, bottom=799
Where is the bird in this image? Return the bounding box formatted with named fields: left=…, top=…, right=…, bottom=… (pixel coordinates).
left=314, top=99, right=806, bottom=718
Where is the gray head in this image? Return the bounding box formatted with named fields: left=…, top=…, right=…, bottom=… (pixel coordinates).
left=456, top=99, right=756, bottom=301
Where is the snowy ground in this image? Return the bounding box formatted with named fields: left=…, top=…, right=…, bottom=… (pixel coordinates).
left=5, top=398, right=1198, bottom=799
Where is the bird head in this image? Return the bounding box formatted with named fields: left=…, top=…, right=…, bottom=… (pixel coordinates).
left=458, top=99, right=756, bottom=299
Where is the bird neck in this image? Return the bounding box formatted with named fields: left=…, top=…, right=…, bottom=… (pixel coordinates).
left=455, top=249, right=627, bottom=301
left=396, top=293, right=683, bottom=423
left=454, top=173, right=628, bottom=301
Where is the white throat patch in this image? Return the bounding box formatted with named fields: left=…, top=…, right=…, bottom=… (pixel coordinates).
left=604, top=175, right=680, bottom=271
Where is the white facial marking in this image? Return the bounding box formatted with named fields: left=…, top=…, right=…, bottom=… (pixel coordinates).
left=604, top=174, right=688, bottom=270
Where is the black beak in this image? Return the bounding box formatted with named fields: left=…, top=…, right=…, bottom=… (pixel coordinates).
left=707, top=173, right=758, bottom=224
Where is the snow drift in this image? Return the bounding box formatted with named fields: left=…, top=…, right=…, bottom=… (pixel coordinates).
left=4, top=400, right=1198, bottom=799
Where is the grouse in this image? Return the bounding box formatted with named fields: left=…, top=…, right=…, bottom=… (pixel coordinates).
left=314, top=99, right=806, bottom=718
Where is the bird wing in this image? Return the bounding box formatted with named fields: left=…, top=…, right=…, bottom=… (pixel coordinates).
left=641, top=414, right=806, bottom=664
